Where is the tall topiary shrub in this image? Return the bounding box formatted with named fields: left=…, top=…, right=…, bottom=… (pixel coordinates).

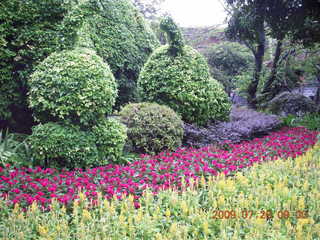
left=67, top=0, right=160, bottom=108
left=118, top=102, right=184, bottom=154
left=27, top=42, right=129, bottom=168
left=28, top=47, right=117, bottom=127
left=137, top=17, right=231, bottom=126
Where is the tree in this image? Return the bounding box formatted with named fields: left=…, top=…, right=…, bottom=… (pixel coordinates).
left=225, top=0, right=320, bottom=106
left=204, top=42, right=254, bottom=96
left=225, top=0, right=267, bottom=106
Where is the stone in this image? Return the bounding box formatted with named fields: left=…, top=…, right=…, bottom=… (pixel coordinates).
left=267, top=91, right=317, bottom=117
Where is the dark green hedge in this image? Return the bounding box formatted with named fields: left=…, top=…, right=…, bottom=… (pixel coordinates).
left=0, top=0, right=77, bottom=133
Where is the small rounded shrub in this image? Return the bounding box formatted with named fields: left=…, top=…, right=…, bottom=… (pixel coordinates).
left=91, top=118, right=127, bottom=164
left=118, top=102, right=184, bottom=154
left=28, top=122, right=99, bottom=169
left=138, top=17, right=231, bottom=126
left=28, top=48, right=117, bottom=127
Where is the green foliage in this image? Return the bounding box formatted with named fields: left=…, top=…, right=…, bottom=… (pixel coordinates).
left=281, top=113, right=320, bottom=131
left=205, top=42, right=254, bottom=77
left=91, top=118, right=127, bottom=164
left=75, top=0, right=160, bottom=107
left=205, top=42, right=254, bottom=94
left=118, top=102, right=184, bottom=154
left=234, top=69, right=266, bottom=97
left=1, top=0, right=159, bottom=133
left=28, top=123, right=99, bottom=169
left=0, top=0, right=78, bottom=133
left=138, top=44, right=231, bottom=125
left=0, top=130, right=19, bottom=166
left=28, top=48, right=117, bottom=127
left=159, top=16, right=184, bottom=56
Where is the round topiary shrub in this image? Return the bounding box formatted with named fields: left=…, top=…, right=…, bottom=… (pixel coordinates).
left=91, top=118, right=127, bottom=164
left=28, top=48, right=117, bottom=127
left=118, top=102, right=184, bottom=154
left=137, top=17, right=231, bottom=126
left=28, top=122, right=99, bottom=169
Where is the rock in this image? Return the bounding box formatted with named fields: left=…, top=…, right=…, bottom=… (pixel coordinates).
left=267, top=91, right=317, bottom=117
left=183, top=106, right=281, bottom=148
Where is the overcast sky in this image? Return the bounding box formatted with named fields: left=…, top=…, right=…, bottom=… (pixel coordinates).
left=161, top=0, right=227, bottom=27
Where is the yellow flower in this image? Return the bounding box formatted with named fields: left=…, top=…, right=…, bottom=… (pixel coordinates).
left=273, top=218, right=281, bottom=230
left=255, top=218, right=266, bottom=229
left=202, top=221, right=210, bottom=235
left=226, top=179, right=236, bottom=192
left=82, top=209, right=91, bottom=221
left=217, top=195, right=225, bottom=206
left=79, top=192, right=86, bottom=202
left=38, top=225, right=48, bottom=237
left=103, top=199, right=109, bottom=209
left=285, top=220, right=292, bottom=232
left=155, top=233, right=163, bottom=240
left=298, top=198, right=305, bottom=209
left=31, top=202, right=38, bottom=212
left=201, top=176, right=206, bottom=187
left=13, top=203, right=20, bottom=214
left=169, top=222, right=178, bottom=234
left=180, top=200, right=188, bottom=214
left=135, top=208, right=143, bottom=223
left=119, top=214, right=126, bottom=225
left=165, top=209, right=171, bottom=218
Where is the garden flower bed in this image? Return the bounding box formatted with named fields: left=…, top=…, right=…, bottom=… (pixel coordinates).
left=0, top=127, right=318, bottom=209
left=1, top=139, right=319, bottom=239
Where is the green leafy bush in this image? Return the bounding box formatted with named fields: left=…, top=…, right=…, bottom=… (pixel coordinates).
left=204, top=42, right=254, bottom=96
left=0, top=130, right=19, bottom=166
left=71, top=0, right=160, bottom=107
left=1, top=0, right=158, bottom=133
left=91, top=118, right=127, bottom=164
left=118, top=102, right=184, bottom=154
left=28, top=123, right=99, bottom=169
left=138, top=17, right=231, bottom=126
left=205, top=42, right=254, bottom=78
left=281, top=112, right=320, bottom=131
left=28, top=48, right=117, bottom=127
left=0, top=0, right=78, bottom=133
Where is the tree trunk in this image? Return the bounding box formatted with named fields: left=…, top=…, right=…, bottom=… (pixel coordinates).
left=262, top=39, right=283, bottom=93
left=247, top=27, right=265, bottom=108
